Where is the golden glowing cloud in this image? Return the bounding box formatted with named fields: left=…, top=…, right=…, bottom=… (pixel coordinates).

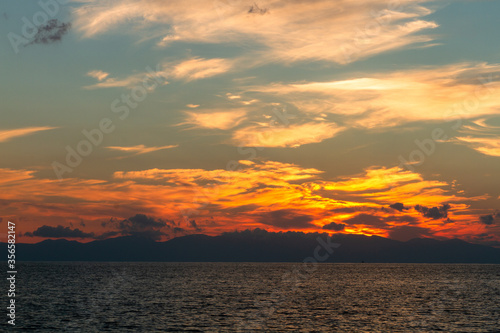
left=106, top=144, right=178, bottom=157
left=455, top=118, right=500, bottom=156
left=184, top=109, right=247, bottom=130
left=456, top=137, right=500, bottom=157
left=170, top=57, right=234, bottom=81
left=2, top=161, right=495, bottom=243
left=232, top=122, right=343, bottom=147
left=86, top=70, right=109, bottom=81
left=0, top=126, right=57, bottom=143
left=248, top=63, right=500, bottom=128
left=73, top=0, right=439, bottom=64
left=84, top=57, right=233, bottom=89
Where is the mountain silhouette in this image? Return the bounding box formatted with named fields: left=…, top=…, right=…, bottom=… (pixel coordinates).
left=4, top=229, right=500, bottom=263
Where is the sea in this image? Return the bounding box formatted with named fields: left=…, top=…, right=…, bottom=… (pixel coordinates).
left=3, top=263, right=500, bottom=332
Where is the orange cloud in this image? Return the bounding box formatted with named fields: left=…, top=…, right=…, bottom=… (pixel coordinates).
left=86, top=70, right=109, bottom=81
left=0, top=126, right=57, bottom=143
left=170, top=57, right=234, bottom=81
left=454, top=118, right=500, bottom=156
left=247, top=62, right=500, bottom=128
left=456, top=137, right=500, bottom=157
left=232, top=122, right=343, bottom=147
left=84, top=57, right=233, bottom=89
left=106, top=144, right=178, bottom=158
left=73, top=0, right=439, bottom=65
left=184, top=109, right=247, bottom=130
left=2, top=161, right=496, bottom=244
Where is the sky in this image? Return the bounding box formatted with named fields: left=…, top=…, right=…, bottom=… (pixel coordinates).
left=1, top=0, right=500, bottom=246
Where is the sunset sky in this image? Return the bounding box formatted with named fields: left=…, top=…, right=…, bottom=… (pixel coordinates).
left=1, top=0, right=500, bottom=246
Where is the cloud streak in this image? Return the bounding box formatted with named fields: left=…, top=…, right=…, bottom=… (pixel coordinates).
left=84, top=57, right=234, bottom=89
left=106, top=144, right=178, bottom=158
left=73, top=0, right=439, bottom=65
left=455, top=118, right=500, bottom=156
left=0, top=126, right=57, bottom=143
left=184, top=109, right=247, bottom=130
left=232, top=122, right=343, bottom=147
left=246, top=63, right=500, bottom=129
left=24, top=225, right=94, bottom=238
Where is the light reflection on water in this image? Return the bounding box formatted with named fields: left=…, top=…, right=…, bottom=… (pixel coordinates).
left=9, top=263, right=500, bottom=332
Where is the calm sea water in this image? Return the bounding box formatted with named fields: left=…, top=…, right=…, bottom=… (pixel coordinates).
left=4, top=263, right=500, bottom=332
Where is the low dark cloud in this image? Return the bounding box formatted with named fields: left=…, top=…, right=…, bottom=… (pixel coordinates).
left=116, top=214, right=168, bottom=240
left=25, top=225, right=94, bottom=238
left=388, top=226, right=432, bottom=242
left=415, top=204, right=450, bottom=219
left=119, top=214, right=165, bottom=230
left=24, top=214, right=177, bottom=241
left=189, top=220, right=202, bottom=232
left=389, top=203, right=407, bottom=212
left=258, top=209, right=314, bottom=229
left=322, top=222, right=346, bottom=231
left=173, top=227, right=185, bottom=234
left=479, top=215, right=495, bottom=225
left=27, top=19, right=71, bottom=46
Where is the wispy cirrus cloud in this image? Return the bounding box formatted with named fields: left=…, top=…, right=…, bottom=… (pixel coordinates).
left=179, top=109, right=247, bottom=130
left=86, top=70, right=109, bottom=81
left=106, top=144, right=178, bottom=158
left=456, top=137, right=500, bottom=157
left=454, top=118, right=500, bottom=157
left=0, top=126, right=57, bottom=143
left=246, top=62, right=500, bottom=128
left=232, top=122, right=343, bottom=147
left=183, top=109, right=247, bottom=130
left=169, top=57, right=235, bottom=81
left=84, top=67, right=169, bottom=89
left=84, top=57, right=234, bottom=89
left=73, top=0, right=440, bottom=65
